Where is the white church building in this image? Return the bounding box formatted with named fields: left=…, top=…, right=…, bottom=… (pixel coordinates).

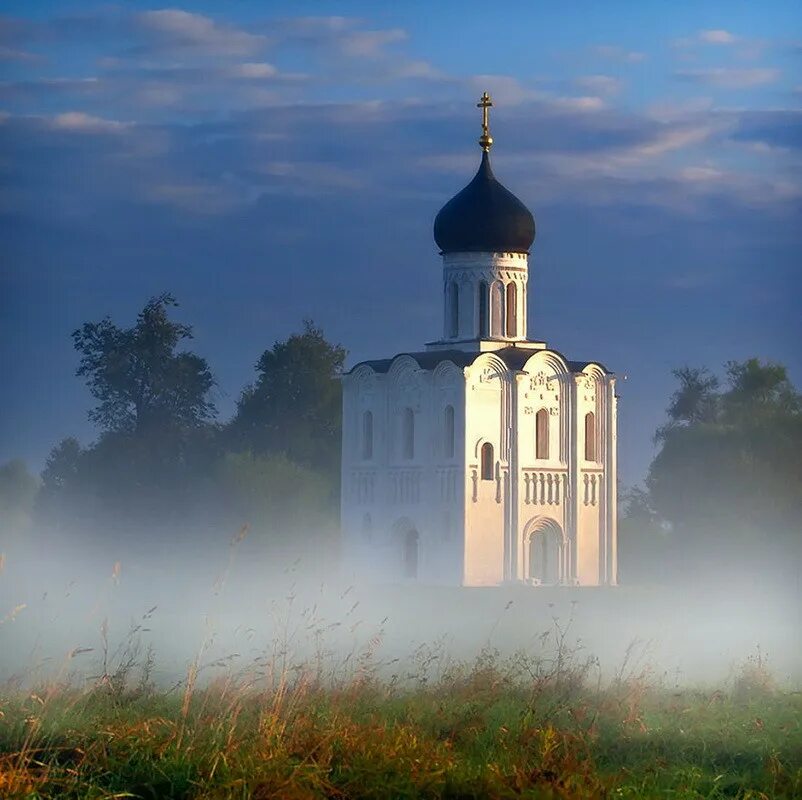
left=340, top=93, right=618, bottom=587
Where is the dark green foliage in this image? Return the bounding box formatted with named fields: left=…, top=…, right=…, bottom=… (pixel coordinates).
left=40, top=296, right=222, bottom=526
left=0, top=459, right=38, bottom=544
left=40, top=437, right=82, bottom=493
left=32, top=301, right=344, bottom=552
left=230, top=319, right=346, bottom=476
left=660, top=365, right=720, bottom=430
left=648, top=358, right=801, bottom=534
left=72, top=293, right=216, bottom=435
left=624, top=358, right=802, bottom=583
left=217, top=450, right=338, bottom=550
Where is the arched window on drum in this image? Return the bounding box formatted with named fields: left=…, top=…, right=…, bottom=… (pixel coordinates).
left=478, top=281, right=489, bottom=338
left=447, top=282, right=459, bottom=338
left=505, top=282, right=517, bottom=337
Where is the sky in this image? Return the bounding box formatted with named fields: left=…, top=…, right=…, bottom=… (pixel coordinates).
left=1, top=1, right=800, bottom=487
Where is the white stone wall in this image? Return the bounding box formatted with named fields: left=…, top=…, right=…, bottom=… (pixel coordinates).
left=341, top=350, right=617, bottom=588
left=514, top=351, right=570, bottom=584
left=340, top=359, right=467, bottom=586
left=463, top=354, right=508, bottom=585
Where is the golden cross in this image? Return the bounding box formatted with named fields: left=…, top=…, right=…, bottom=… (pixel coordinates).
left=477, top=91, right=493, bottom=151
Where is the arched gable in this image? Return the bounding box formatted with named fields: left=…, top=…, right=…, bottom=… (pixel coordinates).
left=387, top=355, right=423, bottom=407
left=579, top=363, right=606, bottom=382
left=350, top=364, right=378, bottom=383
left=522, top=349, right=570, bottom=378
left=577, top=363, right=605, bottom=409
left=347, top=364, right=379, bottom=397
left=466, top=352, right=509, bottom=386
left=432, top=359, right=465, bottom=389
left=387, top=354, right=421, bottom=383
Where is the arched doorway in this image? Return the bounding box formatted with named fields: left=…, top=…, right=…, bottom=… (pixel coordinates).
left=403, top=528, right=419, bottom=579
left=524, top=519, right=564, bottom=585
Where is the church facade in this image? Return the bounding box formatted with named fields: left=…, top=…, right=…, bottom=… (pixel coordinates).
left=340, top=93, right=618, bottom=587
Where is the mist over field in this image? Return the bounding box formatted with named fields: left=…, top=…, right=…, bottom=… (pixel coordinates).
left=2, top=523, right=800, bottom=690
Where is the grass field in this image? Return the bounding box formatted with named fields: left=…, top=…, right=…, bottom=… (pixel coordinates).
left=2, top=539, right=801, bottom=798
left=1, top=630, right=801, bottom=799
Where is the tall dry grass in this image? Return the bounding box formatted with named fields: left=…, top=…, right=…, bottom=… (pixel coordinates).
left=1, top=535, right=801, bottom=798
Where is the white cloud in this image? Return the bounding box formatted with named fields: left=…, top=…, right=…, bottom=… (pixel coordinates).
left=552, top=95, right=606, bottom=112
left=678, top=165, right=726, bottom=181
left=338, top=28, right=406, bottom=58
left=138, top=9, right=267, bottom=56
left=672, top=29, right=767, bottom=61
left=228, top=62, right=278, bottom=79
left=592, top=45, right=645, bottom=63
left=274, top=17, right=406, bottom=59
left=390, top=60, right=444, bottom=80
left=698, top=29, right=738, bottom=45
left=633, top=124, right=717, bottom=158
left=675, top=67, right=781, bottom=88
left=50, top=112, right=127, bottom=133
left=0, top=45, right=40, bottom=63
left=466, top=74, right=540, bottom=105
left=646, top=97, right=714, bottom=121
left=575, top=75, right=622, bottom=96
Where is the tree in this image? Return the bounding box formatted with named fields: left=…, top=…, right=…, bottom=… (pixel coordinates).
left=41, top=437, right=83, bottom=492
left=72, top=294, right=215, bottom=436
left=0, top=459, right=39, bottom=546
left=218, top=451, right=336, bottom=554
left=642, top=358, right=802, bottom=580
left=617, top=486, right=672, bottom=584
left=656, top=366, right=719, bottom=439
left=229, top=321, right=346, bottom=477
left=43, top=296, right=220, bottom=527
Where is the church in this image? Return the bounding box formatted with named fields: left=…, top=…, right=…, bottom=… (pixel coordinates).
left=340, top=93, right=618, bottom=587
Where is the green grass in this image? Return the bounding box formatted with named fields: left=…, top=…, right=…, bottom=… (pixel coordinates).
left=1, top=643, right=800, bottom=799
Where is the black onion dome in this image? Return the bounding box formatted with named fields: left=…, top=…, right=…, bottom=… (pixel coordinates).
left=433, top=151, right=535, bottom=254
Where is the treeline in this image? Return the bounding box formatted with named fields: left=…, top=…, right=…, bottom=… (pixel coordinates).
left=619, top=360, right=802, bottom=584
left=2, top=294, right=345, bottom=556
left=1, top=294, right=801, bottom=581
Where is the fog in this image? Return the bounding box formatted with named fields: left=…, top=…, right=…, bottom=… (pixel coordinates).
left=2, top=525, right=800, bottom=691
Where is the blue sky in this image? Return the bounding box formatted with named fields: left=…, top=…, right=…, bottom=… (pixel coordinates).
left=1, top=2, right=800, bottom=486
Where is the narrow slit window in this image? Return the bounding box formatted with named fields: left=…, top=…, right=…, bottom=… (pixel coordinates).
left=478, top=281, right=489, bottom=338
left=491, top=282, right=504, bottom=336
left=362, top=410, right=373, bottom=460
left=444, top=405, right=455, bottom=459
left=402, top=407, right=415, bottom=460
left=448, top=282, right=459, bottom=338
left=536, top=408, right=549, bottom=460
left=585, top=412, right=596, bottom=461
left=505, top=282, right=517, bottom=337
left=480, top=442, right=494, bottom=481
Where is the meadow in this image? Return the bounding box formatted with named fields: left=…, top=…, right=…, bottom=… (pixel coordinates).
left=1, top=611, right=801, bottom=799
left=2, top=537, right=801, bottom=799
